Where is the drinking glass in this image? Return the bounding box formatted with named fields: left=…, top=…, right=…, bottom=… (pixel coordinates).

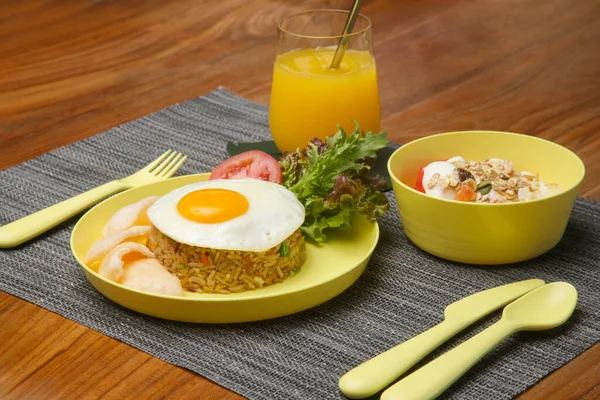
left=269, top=10, right=381, bottom=152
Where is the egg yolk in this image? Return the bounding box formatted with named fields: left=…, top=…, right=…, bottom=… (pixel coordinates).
left=177, top=189, right=249, bottom=224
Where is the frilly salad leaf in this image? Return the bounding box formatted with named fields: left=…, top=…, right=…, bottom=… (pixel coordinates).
left=279, top=124, right=390, bottom=242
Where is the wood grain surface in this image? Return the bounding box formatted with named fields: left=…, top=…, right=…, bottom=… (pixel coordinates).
left=1, top=0, right=599, bottom=399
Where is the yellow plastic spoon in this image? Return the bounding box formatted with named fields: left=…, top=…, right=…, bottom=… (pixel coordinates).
left=381, top=282, right=578, bottom=400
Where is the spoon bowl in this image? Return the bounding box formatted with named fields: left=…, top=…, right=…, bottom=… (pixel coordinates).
left=504, top=282, right=577, bottom=330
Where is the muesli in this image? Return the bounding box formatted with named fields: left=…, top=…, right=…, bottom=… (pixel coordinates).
left=415, top=156, right=560, bottom=203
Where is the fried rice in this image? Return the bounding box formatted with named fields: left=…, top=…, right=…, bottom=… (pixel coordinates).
left=146, top=226, right=306, bottom=294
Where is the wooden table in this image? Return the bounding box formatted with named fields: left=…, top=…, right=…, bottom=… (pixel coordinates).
left=1, top=0, right=599, bottom=398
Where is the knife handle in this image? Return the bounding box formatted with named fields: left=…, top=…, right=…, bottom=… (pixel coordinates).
left=339, top=320, right=460, bottom=399
left=381, top=320, right=515, bottom=400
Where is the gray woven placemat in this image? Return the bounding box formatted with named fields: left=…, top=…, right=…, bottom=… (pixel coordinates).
left=1, top=88, right=599, bottom=400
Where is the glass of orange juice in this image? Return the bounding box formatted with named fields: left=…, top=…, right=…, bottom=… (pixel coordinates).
left=269, top=10, right=380, bottom=152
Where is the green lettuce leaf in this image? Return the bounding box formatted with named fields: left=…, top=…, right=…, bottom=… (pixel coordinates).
left=279, top=124, right=390, bottom=242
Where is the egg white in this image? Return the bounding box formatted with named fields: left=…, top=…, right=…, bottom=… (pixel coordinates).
left=147, top=179, right=305, bottom=252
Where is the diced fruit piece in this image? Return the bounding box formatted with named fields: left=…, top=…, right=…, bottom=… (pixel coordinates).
left=455, top=184, right=477, bottom=202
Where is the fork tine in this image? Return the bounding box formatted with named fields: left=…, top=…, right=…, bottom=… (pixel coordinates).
left=145, top=150, right=172, bottom=172
left=157, top=153, right=182, bottom=177
left=160, top=155, right=187, bottom=178
left=151, top=151, right=178, bottom=175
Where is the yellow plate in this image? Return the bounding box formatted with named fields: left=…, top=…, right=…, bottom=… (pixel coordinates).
left=71, top=173, right=379, bottom=323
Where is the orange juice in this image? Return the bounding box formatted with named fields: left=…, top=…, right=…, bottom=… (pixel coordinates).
left=269, top=47, right=380, bottom=152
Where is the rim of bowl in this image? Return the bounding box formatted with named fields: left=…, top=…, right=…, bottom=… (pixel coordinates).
left=70, top=173, right=381, bottom=303
left=386, top=130, right=586, bottom=207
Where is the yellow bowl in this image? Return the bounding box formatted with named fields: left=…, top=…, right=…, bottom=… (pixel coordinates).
left=71, top=173, right=379, bottom=323
left=387, top=131, right=585, bottom=265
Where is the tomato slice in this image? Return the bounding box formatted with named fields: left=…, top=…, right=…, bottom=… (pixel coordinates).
left=209, top=150, right=283, bottom=184
left=415, top=167, right=426, bottom=193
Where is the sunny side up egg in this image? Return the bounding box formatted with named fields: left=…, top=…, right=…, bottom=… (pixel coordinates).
left=147, top=179, right=305, bottom=252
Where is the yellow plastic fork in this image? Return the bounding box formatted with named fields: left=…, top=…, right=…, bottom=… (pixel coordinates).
left=0, top=150, right=187, bottom=248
